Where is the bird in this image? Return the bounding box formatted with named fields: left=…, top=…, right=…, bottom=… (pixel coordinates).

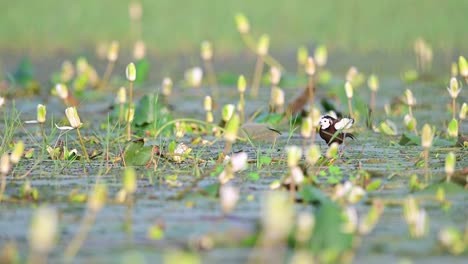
left=318, top=115, right=355, bottom=145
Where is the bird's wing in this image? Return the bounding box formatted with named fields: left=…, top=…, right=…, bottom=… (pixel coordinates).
left=334, top=118, right=354, bottom=130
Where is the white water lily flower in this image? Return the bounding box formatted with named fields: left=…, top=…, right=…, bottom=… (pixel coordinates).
left=0, top=97, right=5, bottom=107
left=231, top=152, right=248, bottom=172
left=220, top=184, right=239, bottom=214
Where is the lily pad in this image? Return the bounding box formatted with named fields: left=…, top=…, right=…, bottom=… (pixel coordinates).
left=123, top=139, right=154, bottom=166
left=309, top=201, right=354, bottom=256
left=399, top=133, right=457, bottom=147
left=418, top=182, right=466, bottom=195
left=134, top=93, right=173, bottom=133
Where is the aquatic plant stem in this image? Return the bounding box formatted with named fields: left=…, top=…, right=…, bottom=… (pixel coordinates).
left=423, top=148, right=430, bottom=183
left=251, top=55, right=264, bottom=98
left=64, top=210, right=97, bottom=263
left=100, top=61, right=115, bottom=90
left=240, top=33, right=283, bottom=70
left=347, top=98, right=354, bottom=118
left=126, top=81, right=134, bottom=141
left=204, top=60, right=219, bottom=100
left=370, top=90, right=376, bottom=114
left=239, top=92, right=245, bottom=124
left=0, top=172, right=6, bottom=201
left=76, top=128, right=90, bottom=161
left=452, top=98, right=456, bottom=120
left=39, top=123, right=47, bottom=146
left=308, top=75, right=314, bottom=109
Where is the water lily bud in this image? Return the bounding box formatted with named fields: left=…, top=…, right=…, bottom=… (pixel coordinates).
left=224, top=114, right=240, bottom=143
left=219, top=184, right=239, bottom=214
left=447, top=119, right=458, bottom=138
left=237, top=75, right=246, bottom=93
left=204, top=96, right=212, bottom=112
left=404, top=89, right=416, bottom=106
left=117, top=87, right=127, bottom=104
left=162, top=77, right=173, bottom=96
left=345, top=81, right=353, bottom=99
left=257, top=34, right=270, bottom=56
left=0, top=153, right=10, bottom=175
left=310, top=107, right=321, bottom=128
left=421, top=124, right=433, bottom=148
left=447, top=77, right=462, bottom=99
left=269, top=66, right=281, bottom=85
left=403, top=197, right=428, bottom=238
left=286, top=146, right=302, bottom=167
left=61, top=60, right=74, bottom=82
left=65, top=107, right=82, bottom=129
left=126, top=62, right=137, bottom=82
left=88, top=184, right=108, bottom=212
left=326, top=142, right=339, bottom=158
left=451, top=62, right=458, bottom=77
left=29, top=206, right=57, bottom=253
left=222, top=104, right=236, bottom=122
left=10, top=141, right=24, bottom=164
left=206, top=112, right=214, bottom=123
left=37, top=104, right=47, bottom=123
left=235, top=13, right=250, bottom=34
left=123, top=167, right=137, bottom=194
left=445, top=152, right=456, bottom=178
left=200, top=41, right=213, bottom=61
left=359, top=199, right=384, bottom=235
left=306, top=144, right=321, bottom=165
left=301, top=117, right=313, bottom=138
left=125, top=106, right=135, bottom=123
left=297, top=46, right=308, bottom=66
left=261, top=191, right=294, bottom=242
left=404, top=114, right=417, bottom=131
left=185, top=67, right=203, bottom=87
left=0, top=97, right=5, bottom=108
left=231, top=152, right=248, bottom=172
left=55, top=83, right=68, bottom=100
left=295, top=212, right=315, bottom=243
left=107, top=41, right=119, bottom=62
left=459, top=56, right=468, bottom=78
left=305, top=57, right=316, bottom=76
left=439, top=227, right=465, bottom=255
left=346, top=66, right=358, bottom=82
left=133, top=40, right=146, bottom=60
left=128, top=1, right=142, bottom=21
left=271, top=87, right=284, bottom=106
left=460, top=102, right=467, bottom=120
left=368, top=74, right=379, bottom=92
left=314, top=45, right=327, bottom=67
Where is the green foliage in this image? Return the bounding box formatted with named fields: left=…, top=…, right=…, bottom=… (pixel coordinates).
left=133, top=93, right=173, bottom=135
left=399, top=133, right=457, bottom=147
left=309, top=201, right=354, bottom=259
left=123, top=140, right=153, bottom=166
left=134, top=59, right=150, bottom=85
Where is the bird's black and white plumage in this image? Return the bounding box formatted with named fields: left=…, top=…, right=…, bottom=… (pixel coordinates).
left=318, top=115, right=355, bottom=145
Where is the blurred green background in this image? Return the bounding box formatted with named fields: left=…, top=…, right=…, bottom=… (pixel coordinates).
left=1, top=0, right=467, bottom=54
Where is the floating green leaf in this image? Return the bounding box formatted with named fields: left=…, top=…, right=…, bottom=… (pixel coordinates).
left=399, top=133, right=457, bottom=147
left=123, top=139, right=154, bottom=166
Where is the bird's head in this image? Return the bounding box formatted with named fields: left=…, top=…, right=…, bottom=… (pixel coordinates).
left=319, top=115, right=333, bottom=129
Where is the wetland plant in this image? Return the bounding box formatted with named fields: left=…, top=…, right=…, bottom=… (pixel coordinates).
left=421, top=124, right=434, bottom=182
left=305, top=56, right=316, bottom=108
left=458, top=56, right=468, bottom=84
left=444, top=152, right=455, bottom=182
left=403, top=196, right=428, bottom=239
left=251, top=34, right=269, bottom=97
left=161, top=77, right=173, bottom=97
left=447, top=77, right=462, bottom=120
left=345, top=81, right=354, bottom=118
left=204, top=95, right=214, bottom=131
left=200, top=41, right=218, bottom=99
left=117, top=86, right=127, bottom=121
left=125, top=62, right=136, bottom=140
left=296, top=45, right=308, bottom=75
left=28, top=206, right=58, bottom=264
left=219, top=184, right=240, bottom=215
left=100, top=41, right=119, bottom=89
left=57, top=107, right=89, bottom=161
left=237, top=75, right=246, bottom=123
left=367, top=74, right=379, bottom=116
